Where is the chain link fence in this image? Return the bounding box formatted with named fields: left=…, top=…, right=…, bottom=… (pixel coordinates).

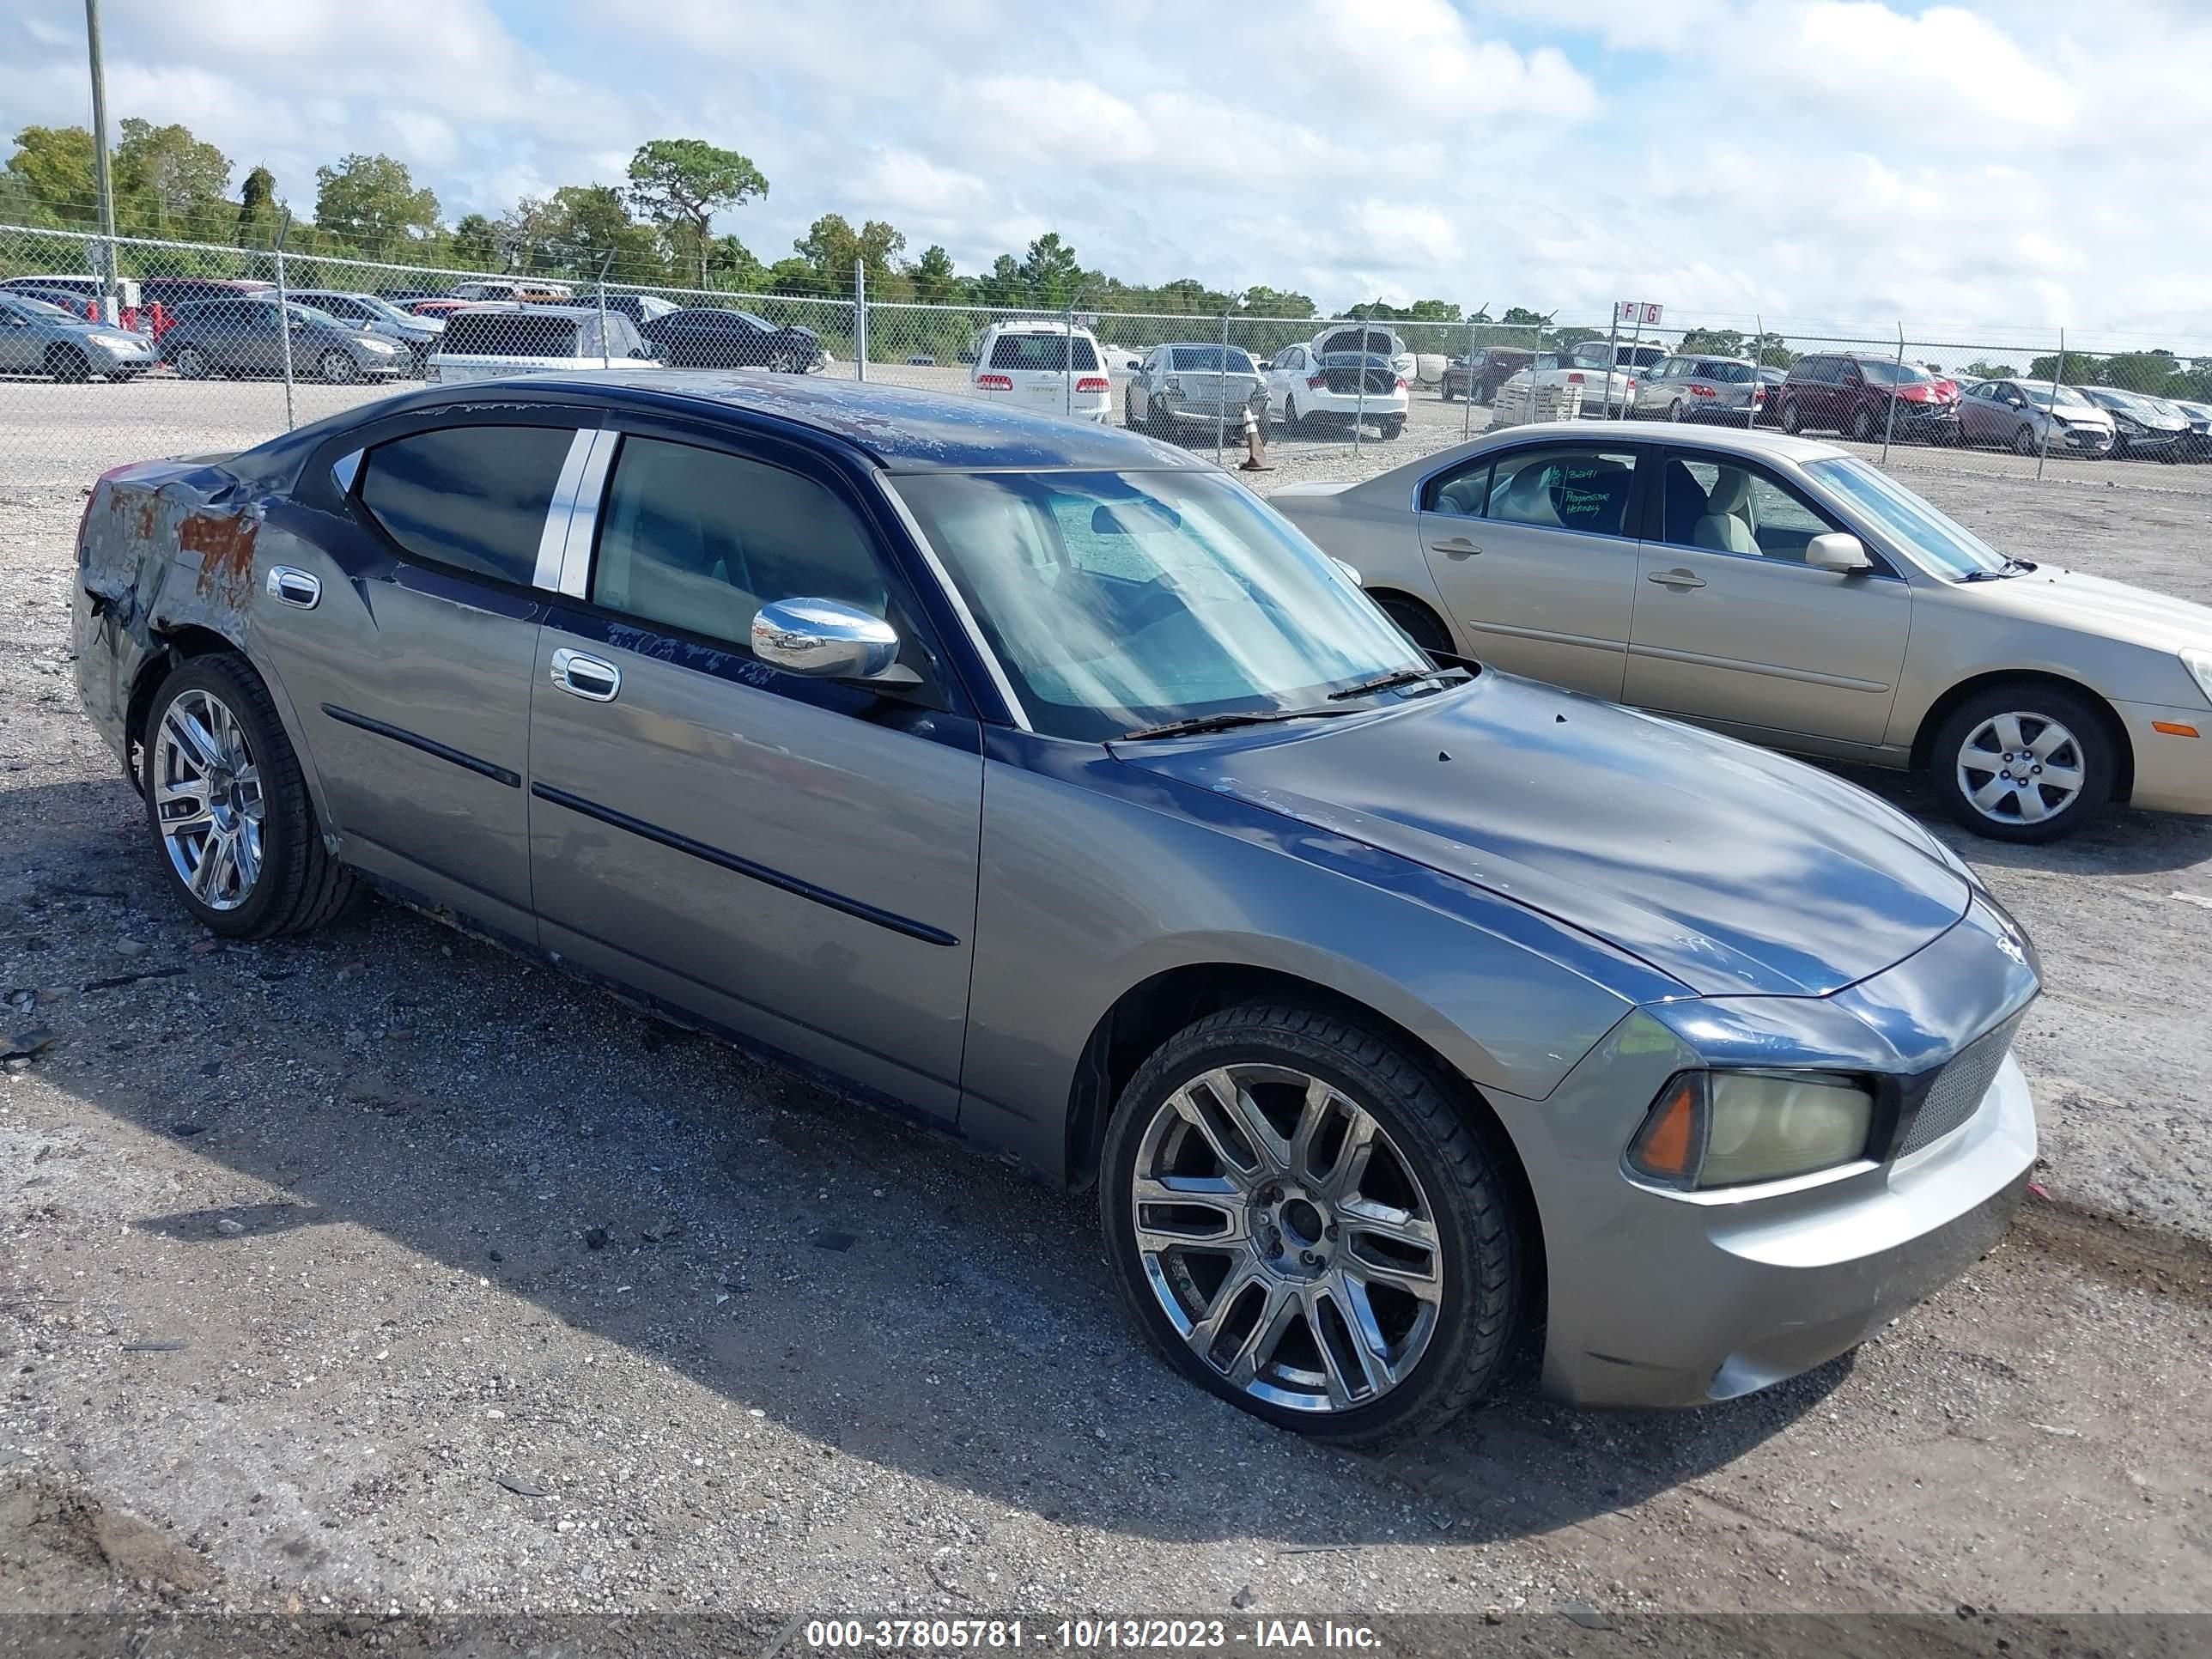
left=6, top=221, right=2211, bottom=501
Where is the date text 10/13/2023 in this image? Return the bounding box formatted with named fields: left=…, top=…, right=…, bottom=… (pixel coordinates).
left=804, top=1620, right=1385, bottom=1651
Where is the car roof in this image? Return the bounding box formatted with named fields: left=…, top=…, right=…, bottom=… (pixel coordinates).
left=397, top=369, right=1208, bottom=473
left=986, top=319, right=1097, bottom=335
left=1331, top=419, right=1849, bottom=503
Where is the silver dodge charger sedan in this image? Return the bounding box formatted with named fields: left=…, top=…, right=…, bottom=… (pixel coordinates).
left=74, top=374, right=2039, bottom=1443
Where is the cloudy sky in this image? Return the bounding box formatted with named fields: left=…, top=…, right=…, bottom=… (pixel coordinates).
left=4, top=0, right=2209, bottom=347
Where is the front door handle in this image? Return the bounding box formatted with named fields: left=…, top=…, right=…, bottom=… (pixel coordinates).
left=1647, top=568, right=1707, bottom=589
left=550, top=647, right=621, bottom=702
left=1431, top=537, right=1483, bottom=558
left=265, top=567, right=321, bottom=609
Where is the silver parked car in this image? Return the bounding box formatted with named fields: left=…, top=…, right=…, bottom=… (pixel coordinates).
left=1125, top=343, right=1264, bottom=436
left=2077, top=386, right=2191, bottom=460
left=0, top=291, right=156, bottom=380
left=289, top=289, right=445, bottom=373
left=76, top=374, right=2039, bottom=1443
left=1271, top=422, right=2212, bottom=842
left=1632, top=354, right=1765, bottom=424
left=1957, top=379, right=2115, bottom=456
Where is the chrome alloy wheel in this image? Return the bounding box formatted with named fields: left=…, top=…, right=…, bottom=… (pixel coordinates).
left=1128, top=1063, right=1443, bottom=1413
left=152, top=687, right=264, bottom=910
left=1956, top=709, right=2086, bottom=828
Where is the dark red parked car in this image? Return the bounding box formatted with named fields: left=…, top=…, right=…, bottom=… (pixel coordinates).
left=1775, top=351, right=1961, bottom=443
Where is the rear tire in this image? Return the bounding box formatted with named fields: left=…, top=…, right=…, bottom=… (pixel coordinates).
left=1099, top=1002, right=1521, bottom=1448
left=1779, top=399, right=1802, bottom=434
left=1441, top=383, right=1457, bottom=402
left=1850, top=405, right=1878, bottom=441
left=1376, top=594, right=1455, bottom=659
left=1667, top=398, right=1686, bottom=422
left=143, top=653, right=362, bottom=939
left=1928, top=683, right=2116, bottom=844
left=1379, top=416, right=1405, bottom=440
left=173, top=343, right=210, bottom=380
left=1285, top=395, right=1302, bottom=433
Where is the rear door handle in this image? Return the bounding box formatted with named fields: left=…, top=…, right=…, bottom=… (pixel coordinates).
left=1431, top=537, right=1483, bottom=558
left=549, top=647, right=621, bottom=702
left=265, top=567, right=320, bottom=609
left=1647, top=568, right=1706, bottom=589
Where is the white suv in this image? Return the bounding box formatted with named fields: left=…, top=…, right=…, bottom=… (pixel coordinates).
left=971, top=320, right=1111, bottom=422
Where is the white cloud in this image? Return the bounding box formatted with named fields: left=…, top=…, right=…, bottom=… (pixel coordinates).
left=3, top=0, right=2209, bottom=343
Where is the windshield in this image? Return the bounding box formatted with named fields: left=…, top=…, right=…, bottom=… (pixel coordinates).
left=1857, top=360, right=1932, bottom=386
left=352, top=294, right=414, bottom=324
left=4, top=295, right=76, bottom=321
left=732, top=310, right=775, bottom=331
left=283, top=303, right=342, bottom=327
left=1804, top=458, right=2008, bottom=578
left=2021, top=382, right=2091, bottom=410
left=893, top=470, right=1423, bottom=742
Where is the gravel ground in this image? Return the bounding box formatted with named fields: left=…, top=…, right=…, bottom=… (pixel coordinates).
left=2, top=383, right=2210, bottom=1630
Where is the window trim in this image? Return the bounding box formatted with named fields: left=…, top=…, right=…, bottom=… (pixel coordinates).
left=1648, top=445, right=1905, bottom=580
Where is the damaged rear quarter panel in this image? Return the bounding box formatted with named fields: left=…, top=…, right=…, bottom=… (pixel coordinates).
left=74, top=464, right=329, bottom=811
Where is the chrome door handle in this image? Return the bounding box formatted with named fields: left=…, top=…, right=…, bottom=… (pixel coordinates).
left=1431, top=537, right=1483, bottom=557
left=265, top=567, right=321, bottom=609
left=549, top=647, right=621, bottom=702
left=1646, top=568, right=1706, bottom=589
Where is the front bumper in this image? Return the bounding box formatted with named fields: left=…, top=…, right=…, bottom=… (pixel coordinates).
left=1495, top=891, right=2040, bottom=1408
left=2116, top=699, right=2212, bottom=814
left=83, top=340, right=155, bottom=373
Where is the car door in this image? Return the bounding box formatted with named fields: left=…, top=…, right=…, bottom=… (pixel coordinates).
left=1625, top=448, right=1911, bottom=750
left=254, top=408, right=592, bottom=935
left=526, top=417, right=982, bottom=1121
left=1413, top=440, right=1644, bottom=700
left=0, top=299, right=38, bottom=373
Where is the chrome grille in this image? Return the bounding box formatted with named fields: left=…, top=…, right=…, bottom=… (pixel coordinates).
left=1901, top=1012, right=2022, bottom=1156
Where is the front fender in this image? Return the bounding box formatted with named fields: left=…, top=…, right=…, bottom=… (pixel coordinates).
left=960, top=731, right=1676, bottom=1182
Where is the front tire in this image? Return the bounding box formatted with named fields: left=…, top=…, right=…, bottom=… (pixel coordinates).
left=143, top=654, right=362, bottom=939
left=319, top=349, right=358, bottom=385
left=1100, top=1003, right=1520, bottom=1448
left=1376, top=594, right=1455, bottom=660
left=2013, top=423, right=2038, bottom=456
left=1779, top=398, right=1802, bottom=434
left=45, top=344, right=91, bottom=383
left=1928, top=684, right=2115, bottom=843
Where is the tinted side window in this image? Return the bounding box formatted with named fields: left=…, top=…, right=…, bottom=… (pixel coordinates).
left=590, top=436, right=889, bottom=652
left=1485, top=447, right=1638, bottom=537
left=356, top=425, right=574, bottom=586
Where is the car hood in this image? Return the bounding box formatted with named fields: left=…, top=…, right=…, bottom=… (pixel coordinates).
left=1114, top=674, right=1970, bottom=998
left=1968, top=567, right=2212, bottom=652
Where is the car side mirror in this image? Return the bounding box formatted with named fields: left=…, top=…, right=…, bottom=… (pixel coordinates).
left=752, top=597, right=914, bottom=684
left=1329, top=556, right=1364, bottom=587
left=1805, top=532, right=1872, bottom=574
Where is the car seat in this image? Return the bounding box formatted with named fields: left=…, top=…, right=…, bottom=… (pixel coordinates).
left=1492, top=463, right=1562, bottom=527
left=1694, top=467, right=1759, bottom=555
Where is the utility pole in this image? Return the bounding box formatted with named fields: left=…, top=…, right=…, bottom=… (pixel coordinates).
left=85, top=0, right=119, bottom=322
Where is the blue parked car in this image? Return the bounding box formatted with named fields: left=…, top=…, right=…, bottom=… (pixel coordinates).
left=73, top=372, right=2039, bottom=1443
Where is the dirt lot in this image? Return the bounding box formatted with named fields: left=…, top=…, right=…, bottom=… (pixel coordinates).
left=2, top=379, right=2210, bottom=1637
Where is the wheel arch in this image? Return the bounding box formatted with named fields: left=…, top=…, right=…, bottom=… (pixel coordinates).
left=1363, top=586, right=1456, bottom=655
left=125, top=623, right=249, bottom=769
left=1911, top=668, right=2136, bottom=803
left=1064, top=962, right=1547, bottom=1326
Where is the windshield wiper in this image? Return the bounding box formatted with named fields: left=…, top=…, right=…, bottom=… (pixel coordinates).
left=1959, top=557, right=2037, bottom=582
left=1326, top=665, right=1470, bottom=701
left=1115, top=706, right=1356, bottom=742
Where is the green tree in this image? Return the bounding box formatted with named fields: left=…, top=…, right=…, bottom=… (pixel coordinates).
left=449, top=212, right=500, bottom=270
left=791, top=213, right=905, bottom=290
left=2029, top=352, right=2100, bottom=384
left=1747, top=332, right=1796, bottom=368
left=1018, top=233, right=1081, bottom=307
left=703, top=233, right=769, bottom=292
left=908, top=244, right=960, bottom=306
left=313, top=153, right=440, bottom=252
left=1963, top=361, right=2019, bottom=380
left=541, top=184, right=664, bottom=281
left=235, top=165, right=278, bottom=246
left=979, top=253, right=1024, bottom=307
left=1679, top=327, right=1747, bottom=357
left=626, top=138, right=769, bottom=288
left=2098, top=350, right=2179, bottom=393
left=114, top=118, right=231, bottom=236
left=1499, top=306, right=1552, bottom=327
left=3, top=125, right=99, bottom=224
left=1240, top=285, right=1314, bottom=319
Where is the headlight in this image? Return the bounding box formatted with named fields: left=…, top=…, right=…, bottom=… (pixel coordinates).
left=2181, top=647, right=2212, bottom=708
left=1627, top=1071, right=1875, bottom=1189
left=2116, top=415, right=2143, bottom=432
left=361, top=338, right=398, bottom=354
left=89, top=331, right=141, bottom=349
